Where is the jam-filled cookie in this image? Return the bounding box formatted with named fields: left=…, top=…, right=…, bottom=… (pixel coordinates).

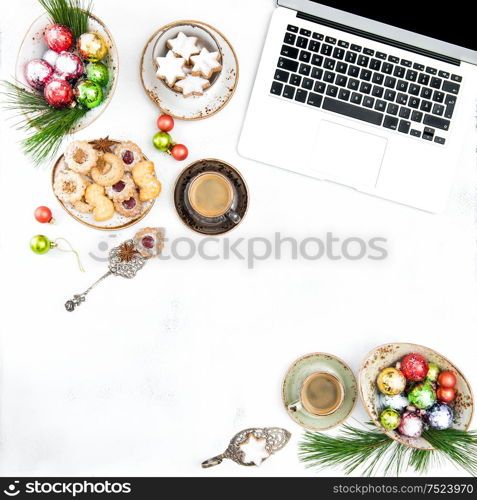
left=53, top=170, right=87, bottom=204
left=64, top=140, right=98, bottom=174
left=114, top=192, right=143, bottom=218
left=91, top=152, right=125, bottom=186
left=105, top=173, right=136, bottom=202
left=113, top=141, right=144, bottom=171
left=133, top=227, right=165, bottom=258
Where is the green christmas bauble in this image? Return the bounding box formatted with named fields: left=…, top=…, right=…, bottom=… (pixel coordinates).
left=408, top=380, right=436, bottom=409
left=30, top=234, right=51, bottom=254
left=380, top=408, right=401, bottom=430
left=426, top=363, right=440, bottom=382
left=74, top=79, right=103, bottom=109
left=153, top=131, right=172, bottom=152
left=85, top=62, right=109, bottom=87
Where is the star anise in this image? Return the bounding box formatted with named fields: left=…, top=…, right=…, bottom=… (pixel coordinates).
left=117, top=242, right=139, bottom=262
left=89, top=136, right=119, bottom=153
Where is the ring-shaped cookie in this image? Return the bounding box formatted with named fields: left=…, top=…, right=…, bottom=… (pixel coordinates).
left=53, top=170, right=87, bottom=204
left=91, top=153, right=125, bottom=187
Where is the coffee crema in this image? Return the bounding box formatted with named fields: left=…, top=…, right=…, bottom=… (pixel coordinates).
left=188, top=172, right=233, bottom=217
left=301, top=372, right=344, bottom=416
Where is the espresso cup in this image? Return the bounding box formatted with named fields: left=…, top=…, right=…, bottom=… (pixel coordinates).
left=288, top=372, right=345, bottom=416
left=186, top=172, right=241, bottom=224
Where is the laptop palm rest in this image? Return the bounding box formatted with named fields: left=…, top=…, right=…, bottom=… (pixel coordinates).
left=310, top=121, right=388, bottom=188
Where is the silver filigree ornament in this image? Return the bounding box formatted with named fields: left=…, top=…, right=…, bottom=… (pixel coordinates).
left=202, top=427, right=291, bottom=468
left=64, top=233, right=161, bottom=312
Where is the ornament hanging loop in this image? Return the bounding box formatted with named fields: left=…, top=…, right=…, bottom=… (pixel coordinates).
left=53, top=237, right=85, bottom=272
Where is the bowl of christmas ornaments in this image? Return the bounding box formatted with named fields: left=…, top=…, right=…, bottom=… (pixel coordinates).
left=153, top=22, right=222, bottom=98
left=359, top=343, right=474, bottom=450
left=11, top=0, right=118, bottom=163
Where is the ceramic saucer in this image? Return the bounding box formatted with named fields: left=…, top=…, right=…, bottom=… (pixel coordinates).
left=174, top=159, right=248, bottom=235
left=282, top=353, right=358, bottom=431
left=140, top=20, right=238, bottom=120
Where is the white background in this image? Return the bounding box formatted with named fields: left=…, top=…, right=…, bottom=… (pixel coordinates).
left=0, top=0, right=476, bottom=477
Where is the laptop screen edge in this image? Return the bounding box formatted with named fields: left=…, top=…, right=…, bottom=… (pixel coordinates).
left=277, top=0, right=477, bottom=66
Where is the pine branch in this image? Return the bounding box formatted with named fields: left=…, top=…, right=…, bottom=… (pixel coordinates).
left=38, top=0, right=92, bottom=38
left=1, top=81, right=87, bottom=165
left=298, top=422, right=477, bottom=477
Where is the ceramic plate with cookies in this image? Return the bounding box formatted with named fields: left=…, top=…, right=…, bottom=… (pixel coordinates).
left=140, top=20, right=238, bottom=120
left=52, top=138, right=161, bottom=230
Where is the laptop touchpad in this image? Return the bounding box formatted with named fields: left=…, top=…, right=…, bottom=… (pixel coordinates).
left=310, top=121, right=387, bottom=187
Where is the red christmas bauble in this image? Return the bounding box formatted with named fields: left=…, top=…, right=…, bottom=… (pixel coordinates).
left=44, top=78, right=74, bottom=108
left=54, top=51, right=84, bottom=80
left=44, top=24, right=74, bottom=53
left=171, top=144, right=188, bottom=161
left=157, top=114, right=174, bottom=132
left=401, top=353, right=429, bottom=381
left=436, top=386, right=455, bottom=403
left=34, top=206, right=53, bottom=223
left=437, top=371, right=457, bottom=388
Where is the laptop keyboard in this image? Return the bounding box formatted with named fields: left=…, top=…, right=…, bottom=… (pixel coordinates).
left=270, top=24, right=463, bottom=145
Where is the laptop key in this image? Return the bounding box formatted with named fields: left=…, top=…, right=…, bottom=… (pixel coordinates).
left=325, top=36, right=337, bottom=44
left=348, top=78, right=359, bottom=90
left=336, top=62, right=348, bottom=74
left=299, top=63, right=311, bottom=76
left=336, top=75, right=348, bottom=87
left=432, top=103, right=444, bottom=116
left=302, top=77, right=314, bottom=90
left=363, top=96, right=375, bottom=108
left=338, top=88, right=351, bottom=101
left=308, top=40, right=320, bottom=52
left=296, top=36, right=308, bottom=48
left=451, top=74, right=462, bottom=82
left=350, top=44, right=362, bottom=52
left=290, top=74, right=301, bottom=86
left=423, top=114, right=450, bottom=131
left=376, top=52, right=387, bottom=60
left=338, top=40, right=349, bottom=48
left=372, top=85, right=384, bottom=98
left=299, top=51, right=311, bottom=63
left=278, top=57, right=298, bottom=72
left=384, top=89, right=396, bottom=101
left=398, top=120, right=411, bottom=134
left=426, top=67, right=437, bottom=75
left=274, top=69, right=289, bottom=83
left=401, top=59, right=412, bottom=67
left=405, top=70, right=417, bottom=82
left=270, top=81, right=283, bottom=95
left=360, top=82, right=372, bottom=94
left=411, top=110, right=423, bottom=122
left=399, top=107, right=411, bottom=119
left=281, top=45, right=299, bottom=59
left=388, top=56, right=399, bottom=63
left=299, top=28, right=311, bottom=36
left=357, top=55, right=369, bottom=67
left=418, top=73, right=430, bottom=85
left=311, top=67, right=323, bottom=79
left=322, top=97, right=383, bottom=125
left=434, top=136, right=446, bottom=145
left=320, top=44, right=333, bottom=56
left=409, top=84, right=420, bottom=96
left=442, top=80, right=460, bottom=95
left=282, top=85, right=295, bottom=99
left=413, top=63, right=425, bottom=71
left=324, top=71, right=335, bottom=83
left=420, top=100, right=432, bottom=112
left=382, top=63, right=393, bottom=74
left=421, top=87, right=432, bottom=99
left=312, top=32, right=324, bottom=41
left=409, top=97, right=420, bottom=108
left=397, top=80, right=408, bottom=92
left=307, top=92, right=323, bottom=107
left=350, top=92, right=362, bottom=105
left=284, top=33, right=296, bottom=45
left=372, top=73, right=384, bottom=85
left=324, top=58, right=336, bottom=70
left=348, top=65, right=360, bottom=77
left=370, top=59, right=382, bottom=71
left=326, top=85, right=338, bottom=97
left=314, top=81, right=326, bottom=93
left=410, top=129, right=421, bottom=137
left=438, top=70, right=450, bottom=79
left=384, top=76, right=396, bottom=88
left=364, top=48, right=375, bottom=56
left=397, top=93, right=408, bottom=105
left=295, top=88, right=308, bottom=103
left=383, top=115, right=399, bottom=130
left=387, top=103, right=399, bottom=115
left=287, top=25, right=298, bottom=33
left=444, top=95, right=456, bottom=119
left=345, top=51, right=357, bottom=63
left=433, top=91, right=444, bottom=103
left=375, top=99, right=386, bottom=111
left=430, top=77, right=442, bottom=89
left=333, top=48, right=345, bottom=60
left=394, top=66, right=405, bottom=78
left=311, top=54, right=323, bottom=66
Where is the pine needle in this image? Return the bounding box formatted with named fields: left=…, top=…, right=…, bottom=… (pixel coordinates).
left=1, top=81, right=87, bottom=165
left=38, top=0, right=92, bottom=38
left=298, top=422, right=477, bottom=477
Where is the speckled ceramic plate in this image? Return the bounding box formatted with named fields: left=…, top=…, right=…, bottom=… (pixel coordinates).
left=15, top=12, right=118, bottom=133
left=174, top=158, right=248, bottom=235
left=359, top=343, right=474, bottom=450
left=140, top=20, right=238, bottom=120
left=282, top=353, right=358, bottom=431
left=52, top=139, right=155, bottom=231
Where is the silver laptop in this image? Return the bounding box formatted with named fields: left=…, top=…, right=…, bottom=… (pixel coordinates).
left=238, top=1, right=477, bottom=212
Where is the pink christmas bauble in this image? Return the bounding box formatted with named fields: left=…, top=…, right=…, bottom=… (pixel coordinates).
left=54, top=51, right=84, bottom=80
left=25, top=59, right=53, bottom=89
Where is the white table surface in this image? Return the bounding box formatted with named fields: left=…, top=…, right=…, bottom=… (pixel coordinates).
left=0, top=0, right=476, bottom=477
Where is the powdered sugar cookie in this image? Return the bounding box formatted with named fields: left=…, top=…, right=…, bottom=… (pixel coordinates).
left=156, top=50, right=186, bottom=87
left=166, top=31, right=200, bottom=63
left=53, top=170, right=87, bottom=203
left=64, top=140, right=98, bottom=174
left=190, top=47, right=222, bottom=79
left=174, top=74, right=210, bottom=97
